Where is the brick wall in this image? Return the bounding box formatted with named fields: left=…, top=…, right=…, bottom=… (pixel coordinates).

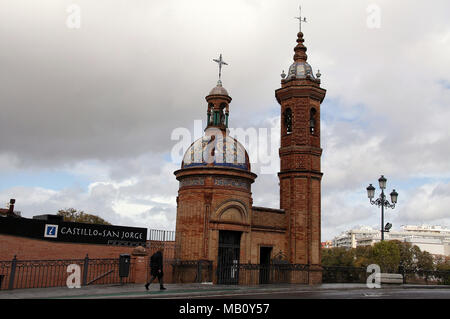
left=248, top=230, right=287, bottom=264
left=175, top=171, right=255, bottom=262
left=0, top=234, right=154, bottom=287
left=251, top=207, right=287, bottom=230
left=0, top=234, right=136, bottom=260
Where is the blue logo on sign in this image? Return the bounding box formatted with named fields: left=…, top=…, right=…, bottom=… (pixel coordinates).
left=47, top=226, right=56, bottom=236
left=44, top=224, right=58, bottom=238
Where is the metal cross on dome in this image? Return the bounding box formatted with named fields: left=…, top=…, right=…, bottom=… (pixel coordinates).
left=294, top=5, right=307, bottom=32
left=213, top=54, right=228, bottom=83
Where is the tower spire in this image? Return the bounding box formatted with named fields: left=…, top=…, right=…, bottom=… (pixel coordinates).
left=213, top=54, right=228, bottom=85
left=294, top=5, right=307, bottom=33
left=206, top=55, right=232, bottom=130
left=293, top=6, right=308, bottom=62
left=293, top=31, right=308, bottom=62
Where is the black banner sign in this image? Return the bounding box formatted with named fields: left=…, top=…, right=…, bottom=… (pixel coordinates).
left=0, top=217, right=147, bottom=246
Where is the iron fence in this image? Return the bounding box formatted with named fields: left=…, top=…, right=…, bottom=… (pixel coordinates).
left=3, top=254, right=449, bottom=290
left=144, top=259, right=450, bottom=286
left=0, top=255, right=134, bottom=290
left=170, top=260, right=213, bottom=284
left=402, top=269, right=450, bottom=285
left=322, top=266, right=367, bottom=283
left=322, top=266, right=450, bottom=285
left=148, top=261, right=310, bottom=285
left=149, top=229, right=175, bottom=242
left=217, top=263, right=310, bottom=285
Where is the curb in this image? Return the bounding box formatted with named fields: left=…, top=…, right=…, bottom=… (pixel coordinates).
left=1, top=283, right=449, bottom=299
left=46, top=285, right=450, bottom=299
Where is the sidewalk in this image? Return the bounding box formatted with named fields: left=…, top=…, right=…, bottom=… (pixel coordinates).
left=0, top=283, right=448, bottom=299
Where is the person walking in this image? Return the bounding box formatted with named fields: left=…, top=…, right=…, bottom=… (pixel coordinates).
left=145, top=249, right=166, bottom=290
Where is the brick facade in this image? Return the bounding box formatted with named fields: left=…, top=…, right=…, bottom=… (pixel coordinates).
left=0, top=234, right=136, bottom=260
left=0, top=233, right=154, bottom=287
left=175, top=31, right=326, bottom=285
left=275, top=32, right=326, bottom=284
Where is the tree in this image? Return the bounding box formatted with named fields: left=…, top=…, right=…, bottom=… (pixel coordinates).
left=322, top=247, right=355, bottom=267
left=392, top=240, right=416, bottom=272
left=415, top=249, right=434, bottom=271
left=371, top=241, right=401, bottom=273
left=435, top=255, right=450, bottom=272
left=434, top=255, right=450, bottom=284
left=353, top=245, right=373, bottom=268
left=57, top=208, right=111, bottom=225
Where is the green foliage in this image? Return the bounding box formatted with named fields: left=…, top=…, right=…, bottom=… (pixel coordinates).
left=434, top=256, right=450, bottom=284
left=322, top=242, right=450, bottom=285
left=435, top=256, right=450, bottom=271
left=353, top=245, right=373, bottom=268
left=372, top=241, right=401, bottom=272
left=322, top=247, right=355, bottom=267
left=322, top=240, right=443, bottom=273
left=416, top=250, right=434, bottom=271
left=57, top=208, right=111, bottom=225
left=392, top=240, right=415, bottom=272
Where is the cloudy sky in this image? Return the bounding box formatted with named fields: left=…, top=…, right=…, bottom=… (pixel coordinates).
left=1, top=0, right=449, bottom=241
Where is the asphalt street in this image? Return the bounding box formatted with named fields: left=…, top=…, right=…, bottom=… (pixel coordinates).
left=1, top=283, right=449, bottom=299
left=177, top=287, right=450, bottom=299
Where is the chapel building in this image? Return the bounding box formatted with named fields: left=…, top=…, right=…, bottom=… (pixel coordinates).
left=174, top=30, right=326, bottom=284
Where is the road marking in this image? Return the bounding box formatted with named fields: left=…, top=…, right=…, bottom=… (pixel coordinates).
left=162, top=290, right=308, bottom=299
left=363, top=293, right=385, bottom=297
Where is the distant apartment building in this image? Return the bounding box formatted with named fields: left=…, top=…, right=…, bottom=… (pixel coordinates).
left=332, top=225, right=450, bottom=256
left=321, top=241, right=333, bottom=248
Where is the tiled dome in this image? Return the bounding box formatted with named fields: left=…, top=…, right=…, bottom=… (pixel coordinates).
left=286, top=61, right=316, bottom=80
left=182, top=134, right=250, bottom=171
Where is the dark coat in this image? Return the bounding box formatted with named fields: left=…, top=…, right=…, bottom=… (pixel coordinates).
left=150, top=251, right=163, bottom=271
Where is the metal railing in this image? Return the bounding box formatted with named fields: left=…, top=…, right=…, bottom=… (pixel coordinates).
left=3, top=254, right=448, bottom=290
left=402, top=269, right=450, bottom=285
left=149, top=229, right=175, bottom=242
left=0, top=255, right=134, bottom=290
left=322, top=266, right=367, bottom=283
left=322, top=266, right=450, bottom=285
left=216, top=263, right=310, bottom=285
left=170, top=260, right=213, bottom=284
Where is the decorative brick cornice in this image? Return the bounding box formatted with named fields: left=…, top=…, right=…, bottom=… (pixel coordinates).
left=209, top=219, right=251, bottom=228
left=174, top=166, right=257, bottom=182
left=278, top=171, right=323, bottom=178
left=252, top=206, right=285, bottom=214
left=279, top=145, right=323, bottom=156
left=251, top=225, right=287, bottom=233
left=275, top=85, right=326, bottom=104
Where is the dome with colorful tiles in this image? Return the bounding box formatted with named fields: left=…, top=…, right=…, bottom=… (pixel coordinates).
left=181, top=134, right=250, bottom=171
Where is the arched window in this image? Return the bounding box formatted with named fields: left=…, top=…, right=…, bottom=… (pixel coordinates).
left=207, top=103, right=214, bottom=124
left=219, top=103, right=227, bottom=125
left=284, top=108, right=292, bottom=134
left=310, top=108, right=317, bottom=135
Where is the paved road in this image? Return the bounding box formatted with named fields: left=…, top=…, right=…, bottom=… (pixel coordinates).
left=1, top=283, right=449, bottom=299
left=176, top=287, right=450, bottom=299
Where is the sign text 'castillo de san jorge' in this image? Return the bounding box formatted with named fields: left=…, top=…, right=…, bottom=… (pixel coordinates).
left=0, top=215, right=147, bottom=247
left=59, top=225, right=144, bottom=241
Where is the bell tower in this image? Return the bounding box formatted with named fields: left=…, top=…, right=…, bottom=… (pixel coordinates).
left=275, top=30, right=326, bottom=284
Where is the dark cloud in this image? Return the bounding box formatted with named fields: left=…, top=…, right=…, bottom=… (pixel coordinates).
left=1, top=0, right=449, bottom=240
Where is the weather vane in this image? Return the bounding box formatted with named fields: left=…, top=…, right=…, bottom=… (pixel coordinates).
left=213, top=54, right=228, bottom=84
left=294, top=5, right=307, bottom=32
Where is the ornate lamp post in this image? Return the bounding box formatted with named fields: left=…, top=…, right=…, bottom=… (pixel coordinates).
left=366, top=175, right=398, bottom=241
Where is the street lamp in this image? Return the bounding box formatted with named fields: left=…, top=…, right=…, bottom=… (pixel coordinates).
left=366, top=175, right=398, bottom=241
left=384, top=223, right=392, bottom=232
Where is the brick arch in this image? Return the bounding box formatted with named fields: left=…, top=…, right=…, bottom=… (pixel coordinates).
left=212, top=199, right=249, bottom=224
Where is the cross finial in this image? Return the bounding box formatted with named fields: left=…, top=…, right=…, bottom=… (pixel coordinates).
left=213, top=54, right=228, bottom=84
left=294, top=5, right=307, bottom=33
